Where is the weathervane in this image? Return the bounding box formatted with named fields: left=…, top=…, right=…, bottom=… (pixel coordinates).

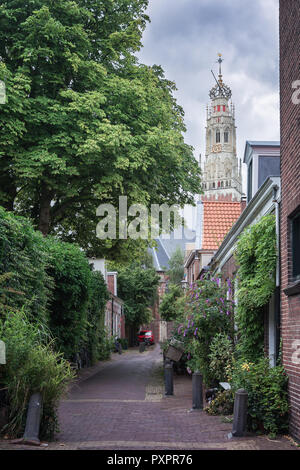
left=217, top=52, right=223, bottom=78
left=209, top=53, right=232, bottom=100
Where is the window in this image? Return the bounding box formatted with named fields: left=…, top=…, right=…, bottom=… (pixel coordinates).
left=216, top=129, right=220, bottom=143
left=224, top=130, right=229, bottom=143
left=291, top=211, right=300, bottom=279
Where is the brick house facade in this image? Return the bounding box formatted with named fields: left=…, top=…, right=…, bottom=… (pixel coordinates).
left=88, top=260, right=125, bottom=340
left=147, top=271, right=169, bottom=343
left=105, top=272, right=125, bottom=339
left=279, top=0, right=300, bottom=442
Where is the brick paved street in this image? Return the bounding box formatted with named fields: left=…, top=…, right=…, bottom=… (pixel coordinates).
left=1, top=344, right=299, bottom=451
left=50, top=345, right=298, bottom=450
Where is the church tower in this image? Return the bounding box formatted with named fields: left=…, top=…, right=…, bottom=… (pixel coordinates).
left=202, top=54, right=242, bottom=201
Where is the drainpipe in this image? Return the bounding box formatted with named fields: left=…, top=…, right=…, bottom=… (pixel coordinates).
left=273, top=185, right=280, bottom=288
left=273, top=184, right=281, bottom=363
left=111, top=298, right=114, bottom=336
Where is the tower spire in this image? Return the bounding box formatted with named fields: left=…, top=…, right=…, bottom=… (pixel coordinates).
left=217, top=53, right=223, bottom=80
left=203, top=55, right=242, bottom=201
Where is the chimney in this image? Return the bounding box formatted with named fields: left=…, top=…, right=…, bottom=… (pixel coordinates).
left=241, top=195, right=247, bottom=213
left=195, top=200, right=203, bottom=249
left=107, top=272, right=117, bottom=296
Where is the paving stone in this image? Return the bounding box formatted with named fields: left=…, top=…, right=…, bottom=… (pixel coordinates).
left=0, top=345, right=298, bottom=451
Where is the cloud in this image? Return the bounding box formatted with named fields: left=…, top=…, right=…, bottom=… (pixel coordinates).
left=138, top=0, right=280, bottom=192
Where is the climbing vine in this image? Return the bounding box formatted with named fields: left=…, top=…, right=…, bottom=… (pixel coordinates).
left=235, top=214, right=277, bottom=361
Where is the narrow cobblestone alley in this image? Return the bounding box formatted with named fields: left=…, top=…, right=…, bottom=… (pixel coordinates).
left=40, top=345, right=297, bottom=451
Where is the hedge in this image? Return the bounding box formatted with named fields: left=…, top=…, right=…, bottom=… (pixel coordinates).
left=0, top=206, right=51, bottom=329
left=0, top=206, right=109, bottom=361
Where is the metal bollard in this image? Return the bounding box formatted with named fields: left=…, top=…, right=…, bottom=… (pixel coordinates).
left=191, top=371, right=203, bottom=410
left=23, top=393, right=43, bottom=444
left=164, top=360, right=174, bottom=396
left=139, top=342, right=145, bottom=353
left=231, top=388, right=248, bottom=437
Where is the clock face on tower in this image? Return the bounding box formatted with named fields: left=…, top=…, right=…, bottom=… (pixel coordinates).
left=212, top=143, right=222, bottom=153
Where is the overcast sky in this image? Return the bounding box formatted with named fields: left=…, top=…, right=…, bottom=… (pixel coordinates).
left=137, top=0, right=280, bottom=199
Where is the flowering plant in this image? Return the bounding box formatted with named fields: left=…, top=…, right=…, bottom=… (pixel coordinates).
left=175, top=275, right=234, bottom=385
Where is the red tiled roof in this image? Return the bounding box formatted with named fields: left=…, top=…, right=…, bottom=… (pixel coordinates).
left=202, top=201, right=242, bottom=250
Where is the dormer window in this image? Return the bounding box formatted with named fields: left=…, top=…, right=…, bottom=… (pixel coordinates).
left=244, top=141, right=280, bottom=203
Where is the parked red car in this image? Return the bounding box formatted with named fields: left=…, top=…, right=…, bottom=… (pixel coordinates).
left=138, top=330, right=154, bottom=345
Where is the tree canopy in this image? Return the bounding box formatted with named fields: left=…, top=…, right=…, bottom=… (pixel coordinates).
left=159, top=283, right=183, bottom=322
left=117, top=262, right=159, bottom=327
left=166, top=247, right=185, bottom=285
left=0, top=0, right=201, bottom=261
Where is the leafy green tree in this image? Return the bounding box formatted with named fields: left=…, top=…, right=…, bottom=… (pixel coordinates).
left=159, top=247, right=184, bottom=321
left=166, top=247, right=185, bottom=285
left=159, top=283, right=183, bottom=321
left=0, top=62, right=31, bottom=211
left=117, top=263, right=159, bottom=328
left=0, top=0, right=201, bottom=261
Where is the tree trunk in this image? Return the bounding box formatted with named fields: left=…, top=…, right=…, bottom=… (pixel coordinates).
left=0, top=174, right=17, bottom=211
left=38, top=187, right=53, bottom=236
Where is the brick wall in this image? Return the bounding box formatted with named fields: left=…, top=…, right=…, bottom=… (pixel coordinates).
left=167, top=321, right=175, bottom=339
left=279, top=0, right=300, bottom=442
left=105, top=296, right=123, bottom=338
left=107, top=274, right=115, bottom=295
